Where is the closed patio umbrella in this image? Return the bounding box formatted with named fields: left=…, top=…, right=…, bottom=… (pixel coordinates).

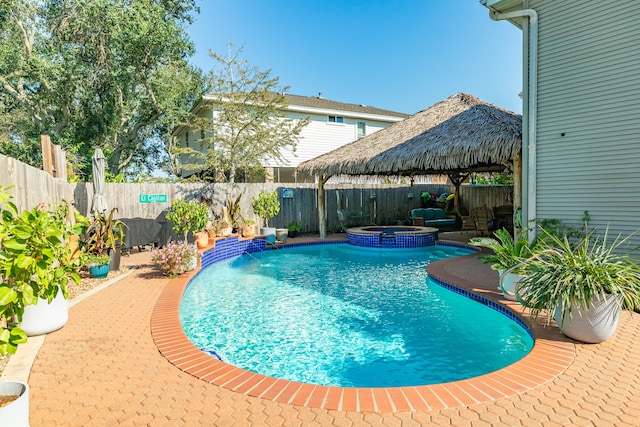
left=91, top=148, right=108, bottom=214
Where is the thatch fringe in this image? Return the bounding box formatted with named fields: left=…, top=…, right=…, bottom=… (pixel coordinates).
left=296, top=93, right=522, bottom=177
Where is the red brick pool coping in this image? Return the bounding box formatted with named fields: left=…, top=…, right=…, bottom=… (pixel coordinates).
left=150, top=240, right=575, bottom=413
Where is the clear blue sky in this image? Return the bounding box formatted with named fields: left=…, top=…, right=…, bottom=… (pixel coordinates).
left=187, top=0, right=523, bottom=115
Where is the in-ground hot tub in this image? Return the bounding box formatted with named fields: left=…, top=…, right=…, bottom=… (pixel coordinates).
left=347, top=226, right=438, bottom=248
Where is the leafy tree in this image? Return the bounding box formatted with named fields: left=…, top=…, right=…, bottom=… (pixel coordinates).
left=0, top=0, right=202, bottom=179
left=176, top=45, right=309, bottom=183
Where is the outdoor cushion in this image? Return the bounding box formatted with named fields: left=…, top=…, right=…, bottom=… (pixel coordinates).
left=410, top=208, right=456, bottom=228
left=411, top=208, right=434, bottom=220
left=433, top=209, right=447, bottom=219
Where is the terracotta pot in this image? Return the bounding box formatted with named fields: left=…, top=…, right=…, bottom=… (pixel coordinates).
left=242, top=224, right=255, bottom=238
left=195, top=232, right=209, bottom=249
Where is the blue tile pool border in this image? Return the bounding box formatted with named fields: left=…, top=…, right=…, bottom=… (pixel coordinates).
left=427, top=275, right=534, bottom=340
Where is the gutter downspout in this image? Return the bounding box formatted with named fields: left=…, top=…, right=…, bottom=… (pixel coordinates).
left=490, top=8, right=538, bottom=241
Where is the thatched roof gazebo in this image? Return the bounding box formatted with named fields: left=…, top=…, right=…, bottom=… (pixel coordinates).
left=296, top=93, right=523, bottom=237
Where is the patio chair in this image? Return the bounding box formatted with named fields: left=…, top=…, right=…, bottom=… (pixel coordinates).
left=470, top=207, right=494, bottom=236
left=457, top=207, right=475, bottom=232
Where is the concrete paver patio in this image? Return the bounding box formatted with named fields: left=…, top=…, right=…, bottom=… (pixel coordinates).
left=13, top=233, right=640, bottom=425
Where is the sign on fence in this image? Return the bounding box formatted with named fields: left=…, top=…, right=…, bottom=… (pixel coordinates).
left=139, top=194, right=168, bottom=203
left=282, top=188, right=294, bottom=199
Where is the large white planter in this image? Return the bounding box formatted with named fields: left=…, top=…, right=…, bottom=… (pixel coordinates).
left=260, top=227, right=276, bottom=237
left=21, top=287, right=68, bottom=336
left=553, top=294, right=622, bottom=343
left=0, top=381, right=29, bottom=427
left=499, top=270, right=526, bottom=301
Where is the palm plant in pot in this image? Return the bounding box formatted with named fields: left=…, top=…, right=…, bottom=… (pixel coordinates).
left=85, top=208, right=125, bottom=275
left=470, top=228, right=534, bottom=300
left=251, top=191, right=280, bottom=237
left=516, top=226, right=640, bottom=343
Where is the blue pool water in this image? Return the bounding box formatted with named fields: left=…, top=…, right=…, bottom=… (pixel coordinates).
left=180, top=243, right=533, bottom=387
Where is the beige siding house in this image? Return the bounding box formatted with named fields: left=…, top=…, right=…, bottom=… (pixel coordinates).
left=482, top=0, right=640, bottom=246
left=173, top=94, right=409, bottom=183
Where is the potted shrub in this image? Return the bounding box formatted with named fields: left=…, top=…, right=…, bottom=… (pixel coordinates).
left=226, top=194, right=243, bottom=232
left=241, top=219, right=256, bottom=238
left=165, top=199, right=210, bottom=243
left=151, top=240, right=200, bottom=276
left=469, top=228, right=534, bottom=300
left=85, top=253, right=112, bottom=279
left=0, top=187, right=84, bottom=344
left=85, top=208, right=125, bottom=272
left=516, top=227, right=640, bottom=343
left=251, top=191, right=280, bottom=237
left=287, top=220, right=303, bottom=238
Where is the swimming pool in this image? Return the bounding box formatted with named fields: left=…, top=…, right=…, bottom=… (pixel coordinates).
left=180, top=243, right=533, bottom=388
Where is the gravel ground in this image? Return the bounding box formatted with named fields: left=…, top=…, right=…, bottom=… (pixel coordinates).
left=0, top=265, right=133, bottom=376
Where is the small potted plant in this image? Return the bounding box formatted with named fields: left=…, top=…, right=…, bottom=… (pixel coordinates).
left=241, top=219, right=256, bottom=238
left=287, top=220, right=303, bottom=238
left=516, top=226, right=640, bottom=343
left=85, top=253, right=112, bottom=279
left=251, top=191, right=280, bottom=237
left=166, top=199, right=210, bottom=244
left=469, top=228, right=534, bottom=300
left=151, top=240, right=200, bottom=276
left=226, top=194, right=243, bottom=232
left=85, top=208, right=125, bottom=272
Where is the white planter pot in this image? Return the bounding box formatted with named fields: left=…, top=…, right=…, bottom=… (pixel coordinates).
left=0, top=381, right=29, bottom=427
left=186, top=244, right=198, bottom=271
left=186, top=256, right=197, bottom=271
left=260, top=227, right=276, bottom=237
left=21, top=287, right=68, bottom=336
left=499, top=271, right=526, bottom=301
left=553, top=293, right=622, bottom=343
left=276, top=228, right=288, bottom=243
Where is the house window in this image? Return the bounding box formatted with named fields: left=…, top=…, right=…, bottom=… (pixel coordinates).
left=357, top=121, right=366, bottom=138
left=185, top=131, right=189, bottom=147
left=328, top=115, right=344, bottom=123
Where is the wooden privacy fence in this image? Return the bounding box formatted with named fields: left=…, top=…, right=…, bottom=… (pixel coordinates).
left=1, top=154, right=512, bottom=235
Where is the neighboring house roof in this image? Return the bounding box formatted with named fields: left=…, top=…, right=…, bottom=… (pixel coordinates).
left=282, top=94, right=410, bottom=119
left=171, top=93, right=409, bottom=137
left=296, top=93, right=522, bottom=177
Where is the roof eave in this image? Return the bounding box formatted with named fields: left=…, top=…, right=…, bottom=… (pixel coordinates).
left=285, top=105, right=407, bottom=122
left=479, top=0, right=526, bottom=29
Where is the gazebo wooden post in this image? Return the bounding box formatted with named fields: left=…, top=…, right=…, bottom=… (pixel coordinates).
left=317, top=175, right=329, bottom=239
left=447, top=172, right=469, bottom=211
